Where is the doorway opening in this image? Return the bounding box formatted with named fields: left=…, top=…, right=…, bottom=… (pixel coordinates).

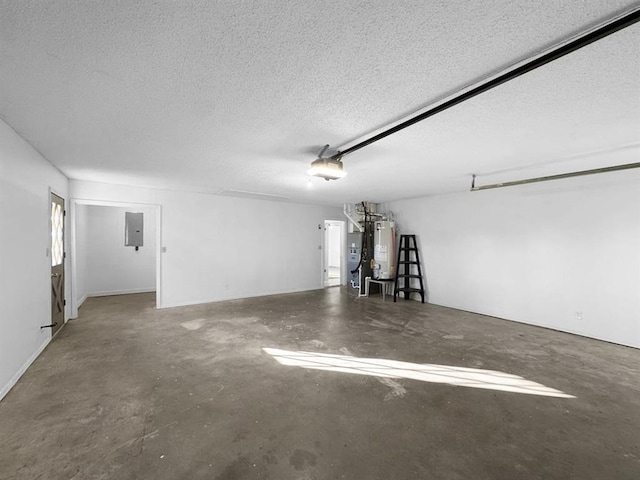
left=49, top=192, right=65, bottom=337
left=324, top=220, right=345, bottom=287
left=70, top=200, right=162, bottom=318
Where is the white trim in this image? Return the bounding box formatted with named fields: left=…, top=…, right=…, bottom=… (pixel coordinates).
left=155, top=205, right=163, bottom=308
left=68, top=198, right=78, bottom=318
left=159, top=286, right=324, bottom=309
left=77, top=293, right=88, bottom=309
left=431, top=301, right=640, bottom=350
left=86, top=288, right=156, bottom=297
left=322, top=221, right=328, bottom=286
left=322, top=219, right=346, bottom=287
left=340, top=220, right=346, bottom=286
left=0, top=338, right=50, bottom=401
left=48, top=187, right=68, bottom=326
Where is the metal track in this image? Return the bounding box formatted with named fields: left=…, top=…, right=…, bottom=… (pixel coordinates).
left=329, top=8, right=640, bottom=161
left=471, top=162, right=640, bottom=191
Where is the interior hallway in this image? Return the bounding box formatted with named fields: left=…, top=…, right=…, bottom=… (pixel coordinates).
left=1, top=289, right=638, bottom=480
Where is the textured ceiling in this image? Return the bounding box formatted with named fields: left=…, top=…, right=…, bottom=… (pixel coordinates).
left=1, top=1, right=639, bottom=205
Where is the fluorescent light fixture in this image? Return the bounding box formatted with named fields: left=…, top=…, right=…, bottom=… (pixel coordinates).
left=307, top=157, right=347, bottom=181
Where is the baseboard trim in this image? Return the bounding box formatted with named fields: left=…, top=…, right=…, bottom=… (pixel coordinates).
left=77, top=294, right=88, bottom=309
left=158, top=286, right=324, bottom=309
left=0, top=337, right=50, bottom=402
left=87, top=288, right=156, bottom=297
left=430, top=301, right=639, bottom=349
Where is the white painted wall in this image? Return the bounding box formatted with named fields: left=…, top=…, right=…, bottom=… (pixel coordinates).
left=76, top=205, right=156, bottom=302
left=387, top=170, right=640, bottom=348
left=70, top=181, right=342, bottom=309
left=0, top=119, right=69, bottom=400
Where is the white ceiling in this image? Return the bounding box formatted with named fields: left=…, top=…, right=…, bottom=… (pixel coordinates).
left=1, top=1, right=639, bottom=205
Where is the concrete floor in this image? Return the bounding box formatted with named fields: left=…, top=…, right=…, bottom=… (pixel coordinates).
left=1, top=288, right=639, bottom=480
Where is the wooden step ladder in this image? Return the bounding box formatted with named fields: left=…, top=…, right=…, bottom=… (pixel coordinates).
left=393, top=234, right=425, bottom=303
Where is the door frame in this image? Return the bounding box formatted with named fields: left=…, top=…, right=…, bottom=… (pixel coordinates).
left=49, top=189, right=67, bottom=335
left=322, top=219, right=346, bottom=287
left=68, top=199, right=162, bottom=318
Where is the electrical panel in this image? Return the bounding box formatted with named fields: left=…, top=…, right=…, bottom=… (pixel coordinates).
left=125, top=212, right=144, bottom=247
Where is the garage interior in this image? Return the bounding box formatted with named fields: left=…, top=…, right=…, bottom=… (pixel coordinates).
left=1, top=2, right=639, bottom=479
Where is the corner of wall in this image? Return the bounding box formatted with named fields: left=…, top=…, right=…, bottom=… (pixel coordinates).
left=0, top=337, right=50, bottom=402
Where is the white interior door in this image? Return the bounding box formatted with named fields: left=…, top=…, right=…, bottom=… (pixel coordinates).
left=324, top=220, right=343, bottom=287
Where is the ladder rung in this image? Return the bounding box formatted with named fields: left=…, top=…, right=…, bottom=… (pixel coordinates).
left=397, top=274, right=421, bottom=278
left=400, top=247, right=418, bottom=251
left=398, top=261, right=418, bottom=264
left=396, top=287, right=423, bottom=293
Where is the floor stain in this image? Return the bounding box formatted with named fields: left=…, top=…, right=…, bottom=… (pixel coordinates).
left=376, top=377, right=407, bottom=401
left=214, top=456, right=270, bottom=480
left=262, top=451, right=278, bottom=464
left=214, top=456, right=251, bottom=480
left=180, top=318, right=205, bottom=331
left=232, top=431, right=247, bottom=443
left=289, top=449, right=317, bottom=471
left=403, top=320, right=426, bottom=334
left=370, top=319, right=404, bottom=332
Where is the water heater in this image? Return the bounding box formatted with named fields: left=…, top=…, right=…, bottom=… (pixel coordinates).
left=373, top=220, right=396, bottom=279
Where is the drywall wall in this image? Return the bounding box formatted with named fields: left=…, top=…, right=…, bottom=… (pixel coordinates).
left=75, top=205, right=156, bottom=301
left=70, top=181, right=342, bottom=309
left=387, top=170, right=640, bottom=348
left=0, top=119, right=69, bottom=400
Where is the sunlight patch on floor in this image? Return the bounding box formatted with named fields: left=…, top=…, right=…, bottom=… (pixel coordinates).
left=263, top=348, right=575, bottom=398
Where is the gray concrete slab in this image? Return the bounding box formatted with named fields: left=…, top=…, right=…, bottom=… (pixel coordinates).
left=1, top=288, right=638, bottom=479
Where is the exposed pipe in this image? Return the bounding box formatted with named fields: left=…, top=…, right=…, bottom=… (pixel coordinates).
left=343, top=203, right=364, bottom=232
left=328, top=8, right=640, bottom=161
left=470, top=162, right=640, bottom=191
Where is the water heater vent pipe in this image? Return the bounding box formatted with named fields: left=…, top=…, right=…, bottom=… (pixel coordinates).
left=343, top=204, right=364, bottom=232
